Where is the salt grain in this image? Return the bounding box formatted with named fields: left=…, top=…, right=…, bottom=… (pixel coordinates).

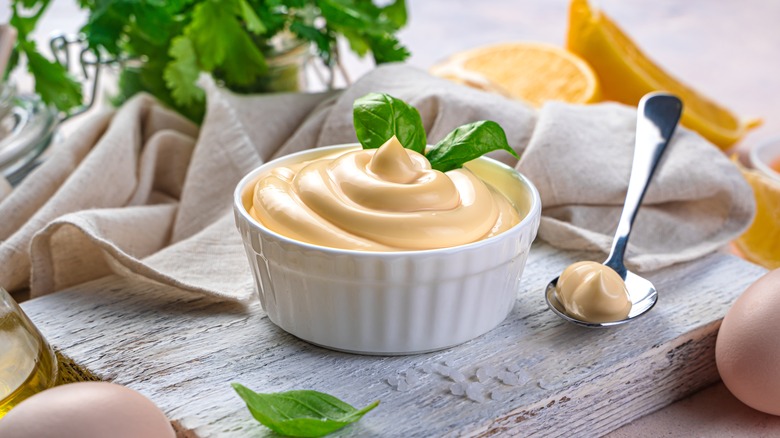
left=433, top=363, right=451, bottom=375
left=444, top=358, right=455, bottom=366
left=405, top=369, right=420, bottom=386
left=507, top=363, right=522, bottom=373
left=465, top=382, right=485, bottom=403
left=420, top=363, right=434, bottom=374
left=449, top=382, right=465, bottom=396
left=537, top=379, right=556, bottom=390
left=476, top=367, right=490, bottom=383
left=397, top=380, right=409, bottom=392
left=448, top=369, right=467, bottom=383
left=515, top=369, right=531, bottom=385
left=387, top=375, right=399, bottom=387
left=498, top=371, right=520, bottom=386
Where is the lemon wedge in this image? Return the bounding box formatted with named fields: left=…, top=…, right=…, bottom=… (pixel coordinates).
left=566, top=0, right=760, bottom=150
left=430, top=42, right=601, bottom=107
left=732, top=161, right=780, bottom=269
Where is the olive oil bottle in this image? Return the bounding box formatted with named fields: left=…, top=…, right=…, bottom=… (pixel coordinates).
left=0, top=291, right=57, bottom=418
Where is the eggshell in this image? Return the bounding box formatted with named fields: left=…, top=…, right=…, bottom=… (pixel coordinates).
left=0, top=382, right=175, bottom=438
left=716, top=268, right=780, bottom=416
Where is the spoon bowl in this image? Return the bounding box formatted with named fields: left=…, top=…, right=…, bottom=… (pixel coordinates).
left=544, top=92, right=682, bottom=327
left=545, top=271, right=658, bottom=328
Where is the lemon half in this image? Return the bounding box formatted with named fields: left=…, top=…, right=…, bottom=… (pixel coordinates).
left=430, top=42, right=601, bottom=107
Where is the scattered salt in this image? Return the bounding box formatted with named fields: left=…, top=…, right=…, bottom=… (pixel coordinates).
left=444, top=358, right=455, bottom=367
left=397, top=380, right=409, bottom=392
left=483, top=365, right=498, bottom=378
left=476, top=367, right=490, bottom=383
left=420, top=363, right=434, bottom=374
left=507, top=363, right=522, bottom=373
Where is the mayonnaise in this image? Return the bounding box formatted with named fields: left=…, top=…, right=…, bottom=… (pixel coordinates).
left=249, top=136, right=520, bottom=251
left=555, top=261, right=631, bottom=323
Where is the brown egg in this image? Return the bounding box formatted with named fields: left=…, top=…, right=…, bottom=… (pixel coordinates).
left=716, top=268, right=780, bottom=416
left=0, top=382, right=175, bottom=438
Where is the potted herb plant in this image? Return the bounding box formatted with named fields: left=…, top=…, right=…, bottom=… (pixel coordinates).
left=7, top=0, right=410, bottom=122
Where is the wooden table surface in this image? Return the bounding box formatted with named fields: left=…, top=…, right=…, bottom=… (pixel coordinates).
left=6, top=0, right=780, bottom=436
left=20, top=244, right=767, bottom=437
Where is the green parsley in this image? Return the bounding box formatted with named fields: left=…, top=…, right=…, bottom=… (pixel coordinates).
left=9, top=0, right=410, bottom=122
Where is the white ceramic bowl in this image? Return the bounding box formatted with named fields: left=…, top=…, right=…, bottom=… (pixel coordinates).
left=750, top=136, right=780, bottom=183
left=234, top=145, right=541, bottom=354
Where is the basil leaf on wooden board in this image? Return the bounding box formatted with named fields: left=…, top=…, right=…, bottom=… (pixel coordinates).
left=426, top=120, right=519, bottom=172
left=353, top=92, right=427, bottom=154
left=232, top=383, right=379, bottom=437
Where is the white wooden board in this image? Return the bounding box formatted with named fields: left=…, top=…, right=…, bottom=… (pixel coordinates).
left=21, top=242, right=766, bottom=437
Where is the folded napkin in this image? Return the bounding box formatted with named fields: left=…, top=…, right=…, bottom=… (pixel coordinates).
left=0, top=64, right=754, bottom=301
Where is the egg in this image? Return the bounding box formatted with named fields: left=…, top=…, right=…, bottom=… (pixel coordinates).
left=0, top=382, right=175, bottom=438
left=716, top=268, right=780, bottom=416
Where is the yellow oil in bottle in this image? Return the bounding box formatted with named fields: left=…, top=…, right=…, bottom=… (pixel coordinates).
left=0, top=309, right=58, bottom=418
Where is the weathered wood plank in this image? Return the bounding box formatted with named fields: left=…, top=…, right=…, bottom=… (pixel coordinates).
left=21, top=242, right=766, bottom=437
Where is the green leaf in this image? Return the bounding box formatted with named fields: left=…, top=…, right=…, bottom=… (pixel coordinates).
left=353, top=93, right=426, bottom=154
left=366, top=34, right=410, bottom=64
left=10, top=0, right=52, bottom=38
left=238, top=0, right=266, bottom=35
left=19, top=41, right=83, bottom=112
left=232, top=383, right=379, bottom=438
left=317, top=0, right=387, bottom=32
left=186, top=0, right=234, bottom=70
left=339, top=28, right=369, bottom=57
left=426, top=121, right=519, bottom=172
left=81, top=3, right=129, bottom=55
left=218, top=35, right=267, bottom=86
left=289, top=21, right=333, bottom=61
left=163, top=36, right=205, bottom=106
left=382, top=0, right=407, bottom=28
left=186, top=0, right=267, bottom=85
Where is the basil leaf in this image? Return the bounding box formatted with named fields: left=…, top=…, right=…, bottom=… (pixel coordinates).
left=232, top=383, right=379, bottom=438
left=353, top=92, right=426, bottom=154
left=426, top=121, right=519, bottom=172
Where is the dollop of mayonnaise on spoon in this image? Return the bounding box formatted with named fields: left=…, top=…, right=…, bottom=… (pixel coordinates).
left=555, top=261, right=631, bottom=323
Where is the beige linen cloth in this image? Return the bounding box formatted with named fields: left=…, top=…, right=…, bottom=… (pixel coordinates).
left=0, top=64, right=754, bottom=302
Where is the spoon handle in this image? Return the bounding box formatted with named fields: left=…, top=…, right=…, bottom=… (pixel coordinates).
left=604, top=93, right=683, bottom=277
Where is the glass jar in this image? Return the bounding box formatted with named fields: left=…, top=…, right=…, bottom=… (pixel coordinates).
left=0, top=83, right=59, bottom=186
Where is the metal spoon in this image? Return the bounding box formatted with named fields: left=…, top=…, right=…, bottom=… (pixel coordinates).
left=545, top=92, right=683, bottom=328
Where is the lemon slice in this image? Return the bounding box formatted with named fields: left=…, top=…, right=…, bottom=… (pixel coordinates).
left=732, top=161, right=780, bottom=269
left=566, top=0, right=760, bottom=150
left=430, top=42, right=601, bottom=107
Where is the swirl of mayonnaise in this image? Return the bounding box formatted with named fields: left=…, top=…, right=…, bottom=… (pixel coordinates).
left=249, top=136, right=520, bottom=251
